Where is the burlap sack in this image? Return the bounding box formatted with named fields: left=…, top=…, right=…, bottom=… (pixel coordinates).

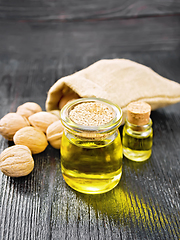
left=45, top=59, right=180, bottom=124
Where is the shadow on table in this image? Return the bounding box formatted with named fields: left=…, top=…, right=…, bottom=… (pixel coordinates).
left=7, top=144, right=61, bottom=196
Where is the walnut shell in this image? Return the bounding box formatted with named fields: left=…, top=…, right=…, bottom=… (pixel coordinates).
left=16, top=102, right=42, bottom=118
left=59, top=92, right=79, bottom=109
left=28, top=111, right=59, bottom=133
left=0, top=145, right=34, bottom=177
left=46, top=120, right=64, bottom=149
left=0, top=113, right=30, bottom=141
left=13, top=126, right=48, bottom=154
left=48, top=110, right=61, bottom=119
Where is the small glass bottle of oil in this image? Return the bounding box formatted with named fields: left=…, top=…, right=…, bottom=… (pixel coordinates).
left=122, top=101, right=153, bottom=161
left=60, top=98, right=123, bottom=194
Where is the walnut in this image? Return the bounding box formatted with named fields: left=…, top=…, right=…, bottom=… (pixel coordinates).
left=0, top=145, right=34, bottom=177
left=28, top=111, right=59, bottom=133
left=16, top=102, right=42, bottom=118
left=46, top=120, right=64, bottom=149
left=0, top=113, right=30, bottom=141
left=13, top=126, right=48, bottom=154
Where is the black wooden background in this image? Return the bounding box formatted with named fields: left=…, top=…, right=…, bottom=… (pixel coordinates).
left=0, top=1, right=180, bottom=239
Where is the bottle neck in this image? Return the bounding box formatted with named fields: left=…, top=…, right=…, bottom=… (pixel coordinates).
left=125, top=118, right=152, bottom=132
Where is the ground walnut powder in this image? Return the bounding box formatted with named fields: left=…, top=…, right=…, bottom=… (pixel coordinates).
left=69, top=102, right=115, bottom=126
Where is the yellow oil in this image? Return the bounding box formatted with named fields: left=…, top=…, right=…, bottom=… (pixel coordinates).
left=122, top=124, right=153, bottom=161
left=61, top=130, right=123, bottom=194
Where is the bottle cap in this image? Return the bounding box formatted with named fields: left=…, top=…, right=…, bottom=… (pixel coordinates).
left=127, top=101, right=151, bottom=126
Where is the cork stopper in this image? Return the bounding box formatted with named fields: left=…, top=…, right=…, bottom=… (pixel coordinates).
left=127, top=101, right=151, bottom=126
left=69, top=102, right=115, bottom=126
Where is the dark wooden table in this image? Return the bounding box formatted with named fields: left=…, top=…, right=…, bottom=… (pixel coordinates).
left=0, top=1, right=180, bottom=239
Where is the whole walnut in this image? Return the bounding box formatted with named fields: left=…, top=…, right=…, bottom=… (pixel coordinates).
left=0, top=113, right=30, bottom=141
left=16, top=102, right=42, bottom=118
left=59, top=92, right=79, bottom=109
left=48, top=110, right=61, bottom=119
left=28, top=111, right=59, bottom=133
left=13, top=126, right=48, bottom=154
left=0, top=145, right=34, bottom=177
left=46, top=120, right=64, bottom=149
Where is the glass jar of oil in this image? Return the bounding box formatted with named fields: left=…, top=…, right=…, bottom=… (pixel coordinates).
left=60, top=98, right=123, bottom=194
left=122, top=101, right=153, bottom=161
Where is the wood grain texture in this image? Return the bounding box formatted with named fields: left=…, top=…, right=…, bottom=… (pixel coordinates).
left=0, top=1, right=180, bottom=238
left=0, top=0, right=180, bottom=21
left=0, top=15, right=180, bottom=62
left=0, top=50, right=180, bottom=240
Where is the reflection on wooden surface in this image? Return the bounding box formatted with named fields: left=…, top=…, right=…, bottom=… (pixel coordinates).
left=0, top=1, right=180, bottom=239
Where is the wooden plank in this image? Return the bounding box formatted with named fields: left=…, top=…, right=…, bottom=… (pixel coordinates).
left=0, top=10, right=180, bottom=238
left=0, top=0, right=180, bottom=21
left=0, top=51, right=180, bottom=239
left=0, top=16, right=180, bottom=62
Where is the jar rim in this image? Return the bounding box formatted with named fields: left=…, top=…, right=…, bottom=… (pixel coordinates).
left=60, top=98, right=122, bottom=134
